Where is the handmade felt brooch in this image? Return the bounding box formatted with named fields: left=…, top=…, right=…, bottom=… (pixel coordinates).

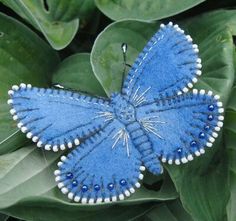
left=7, top=22, right=224, bottom=204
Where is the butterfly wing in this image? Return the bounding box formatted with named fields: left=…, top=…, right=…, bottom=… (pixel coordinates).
left=136, top=90, right=224, bottom=165
left=54, top=121, right=145, bottom=204
left=8, top=84, right=113, bottom=151
left=122, top=22, right=201, bottom=104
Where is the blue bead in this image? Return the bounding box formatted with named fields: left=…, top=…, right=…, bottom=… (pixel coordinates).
left=204, top=125, right=210, bottom=131
left=94, top=184, right=100, bottom=191
left=72, top=180, right=78, bottom=187
left=177, top=148, right=182, bottom=153
left=208, top=104, right=215, bottom=111
left=66, top=172, right=73, bottom=179
left=107, top=183, right=114, bottom=191
left=120, top=179, right=127, bottom=186
left=208, top=115, right=214, bottom=121
left=190, top=141, right=197, bottom=147
left=199, top=132, right=205, bottom=139
left=81, top=185, right=88, bottom=192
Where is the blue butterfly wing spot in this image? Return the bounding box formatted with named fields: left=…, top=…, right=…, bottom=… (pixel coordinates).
left=54, top=121, right=145, bottom=204
left=136, top=89, right=224, bottom=165
left=8, top=84, right=112, bottom=152
left=123, top=22, right=201, bottom=104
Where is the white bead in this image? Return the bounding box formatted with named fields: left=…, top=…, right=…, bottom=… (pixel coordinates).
left=52, top=145, right=59, bottom=152
left=168, top=159, right=173, bottom=164
left=200, top=89, right=205, bottom=95
left=186, top=35, right=192, bottom=42
left=74, top=138, right=80, bottom=145
left=208, top=91, right=213, bottom=96
left=8, top=90, right=14, bottom=95
left=104, top=198, right=110, bottom=203
left=61, top=156, right=67, bottom=162
left=193, top=44, right=198, bottom=49
left=139, top=174, right=144, bottom=180
left=212, top=132, right=218, bottom=138
left=140, top=166, right=145, bottom=171
left=12, top=85, right=19, bottom=90
left=74, top=196, right=81, bottom=202
left=200, top=149, right=205, bottom=154
left=67, top=142, right=73, bottom=148
left=21, top=127, right=28, bottom=133
left=187, top=155, right=193, bottom=161
left=160, top=24, right=165, bottom=28
left=10, top=109, right=16, bottom=115
left=209, top=137, right=215, bottom=143
left=26, top=132, right=33, bottom=138
left=196, top=70, right=201, bottom=76
left=27, top=84, right=32, bottom=88
left=135, top=182, right=141, bottom=188
left=57, top=161, right=63, bottom=167
left=195, top=151, right=200, bottom=156
left=17, top=122, right=23, bottom=128
left=215, top=127, right=220, bottom=132
left=32, top=136, right=39, bottom=142
left=81, top=198, right=87, bottom=204
left=187, top=83, right=193, bottom=88
left=55, top=176, right=61, bottom=182
left=161, top=157, right=167, bottom=163
left=194, top=48, right=199, bottom=53
left=192, top=77, right=198, bottom=83
left=217, top=102, right=223, bottom=107
left=197, top=58, right=201, bottom=63
left=175, top=159, right=181, bottom=165
left=214, top=95, right=220, bottom=100
left=183, top=87, right=188, bottom=93
left=20, top=83, right=26, bottom=88
left=217, top=121, right=223, bottom=127
left=37, top=141, right=43, bottom=147
left=119, top=194, right=125, bottom=200
left=54, top=170, right=61, bottom=176
left=13, top=115, right=18, bottom=121
left=88, top=198, right=95, bottom=204
left=168, top=22, right=173, bottom=26
left=68, top=192, right=74, bottom=200
left=60, top=144, right=66, bottom=150
left=206, top=142, right=213, bottom=147
left=218, top=116, right=224, bottom=121
left=61, top=187, right=69, bottom=194
left=218, top=108, right=224, bottom=113
left=196, top=64, right=202, bottom=69
left=193, top=89, right=198, bottom=94
left=177, top=91, right=182, bottom=95
left=57, top=182, right=64, bottom=189
left=112, top=196, right=117, bottom=202
left=181, top=157, right=188, bottom=163
left=45, top=144, right=51, bottom=150
left=124, top=190, right=130, bottom=196
left=129, top=187, right=135, bottom=193
left=7, top=99, right=13, bottom=104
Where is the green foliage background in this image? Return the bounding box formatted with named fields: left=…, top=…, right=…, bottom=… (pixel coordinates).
left=0, top=1, right=235, bottom=221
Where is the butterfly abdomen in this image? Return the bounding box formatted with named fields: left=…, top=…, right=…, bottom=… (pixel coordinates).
left=126, top=121, right=163, bottom=175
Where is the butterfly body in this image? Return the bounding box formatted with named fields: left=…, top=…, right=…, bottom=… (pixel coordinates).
left=8, top=22, right=224, bottom=204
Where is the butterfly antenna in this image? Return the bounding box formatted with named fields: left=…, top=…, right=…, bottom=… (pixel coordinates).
left=121, top=43, right=131, bottom=90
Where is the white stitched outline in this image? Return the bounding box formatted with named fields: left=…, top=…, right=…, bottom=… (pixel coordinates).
left=132, top=86, right=151, bottom=106
left=140, top=116, right=166, bottom=140
left=94, top=111, right=114, bottom=122
left=112, top=128, right=130, bottom=157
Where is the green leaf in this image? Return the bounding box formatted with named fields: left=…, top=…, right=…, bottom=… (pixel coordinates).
left=0, top=12, right=59, bottom=154
left=0, top=0, right=82, bottom=50
left=0, top=145, right=177, bottom=221
left=52, top=53, right=106, bottom=97
left=225, top=85, right=236, bottom=221
left=95, top=0, right=205, bottom=21
left=91, top=10, right=236, bottom=221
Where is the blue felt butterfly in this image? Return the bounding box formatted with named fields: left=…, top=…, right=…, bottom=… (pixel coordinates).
left=8, top=22, right=224, bottom=204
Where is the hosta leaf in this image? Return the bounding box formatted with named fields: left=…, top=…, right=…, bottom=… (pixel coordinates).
left=0, top=12, right=59, bottom=155
left=0, top=0, right=83, bottom=50
left=95, top=0, right=205, bottom=21
left=91, top=10, right=236, bottom=221
left=52, top=53, right=106, bottom=97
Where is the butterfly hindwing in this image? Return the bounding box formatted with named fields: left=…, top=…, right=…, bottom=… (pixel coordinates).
left=8, top=84, right=112, bottom=151
left=136, top=90, right=224, bottom=164
left=123, top=22, right=201, bottom=104
left=55, top=121, right=144, bottom=204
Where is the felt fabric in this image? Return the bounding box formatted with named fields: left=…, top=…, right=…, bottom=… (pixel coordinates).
left=8, top=22, right=224, bottom=204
